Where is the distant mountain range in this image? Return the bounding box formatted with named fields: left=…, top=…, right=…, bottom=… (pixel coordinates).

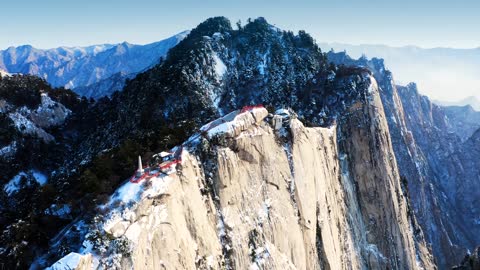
left=319, top=42, right=480, bottom=109
left=3, top=35, right=478, bottom=106
left=0, top=31, right=189, bottom=98
left=434, top=95, right=480, bottom=111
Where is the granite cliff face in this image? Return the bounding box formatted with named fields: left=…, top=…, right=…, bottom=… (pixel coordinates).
left=327, top=51, right=480, bottom=269
left=51, top=78, right=435, bottom=269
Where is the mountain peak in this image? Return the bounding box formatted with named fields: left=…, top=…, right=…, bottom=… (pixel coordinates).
left=0, top=33, right=187, bottom=98
left=120, top=41, right=133, bottom=47
left=17, top=44, right=33, bottom=50
left=190, top=16, right=233, bottom=38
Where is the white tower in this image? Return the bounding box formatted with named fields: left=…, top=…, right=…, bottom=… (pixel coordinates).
left=136, top=156, right=144, bottom=177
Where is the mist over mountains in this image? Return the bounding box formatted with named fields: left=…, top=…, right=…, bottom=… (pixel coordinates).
left=319, top=42, right=480, bottom=108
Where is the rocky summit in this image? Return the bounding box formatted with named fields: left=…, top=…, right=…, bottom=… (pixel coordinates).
left=1, top=17, right=479, bottom=270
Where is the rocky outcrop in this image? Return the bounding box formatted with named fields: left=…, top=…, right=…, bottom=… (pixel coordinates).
left=0, top=92, right=71, bottom=143
left=62, top=77, right=435, bottom=269
left=327, top=51, right=480, bottom=269
left=334, top=77, right=434, bottom=269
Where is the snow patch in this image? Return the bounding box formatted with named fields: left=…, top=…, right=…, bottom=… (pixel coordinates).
left=367, top=76, right=378, bottom=94
left=212, top=32, right=223, bottom=40
left=3, top=170, right=47, bottom=195
left=103, top=212, right=123, bottom=235
left=257, top=199, right=272, bottom=224
left=208, top=52, right=227, bottom=110
left=45, top=204, right=71, bottom=217
left=213, top=53, right=227, bottom=78
left=257, top=53, right=268, bottom=75
left=390, top=116, right=397, bottom=124
left=207, top=121, right=232, bottom=138
left=9, top=112, right=36, bottom=133
left=365, top=243, right=387, bottom=261
left=0, top=141, right=17, bottom=157
left=46, top=252, right=83, bottom=270
left=110, top=180, right=143, bottom=205
left=102, top=174, right=172, bottom=242
left=415, top=252, right=426, bottom=270
left=33, top=171, right=48, bottom=185
left=326, top=125, right=335, bottom=138
left=143, top=176, right=172, bottom=198
left=30, top=93, right=71, bottom=128
left=206, top=255, right=215, bottom=268
left=8, top=111, right=54, bottom=141
left=275, top=108, right=290, bottom=117
left=474, top=218, right=480, bottom=225
left=4, top=172, right=27, bottom=195
left=249, top=242, right=271, bottom=270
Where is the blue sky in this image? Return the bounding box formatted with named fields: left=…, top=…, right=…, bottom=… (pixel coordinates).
left=1, top=0, right=479, bottom=49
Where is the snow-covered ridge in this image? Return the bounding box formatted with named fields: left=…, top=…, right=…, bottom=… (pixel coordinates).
left=203, top=106, right=268, bottom=139
left=0, top=31, right=190, bottom=98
